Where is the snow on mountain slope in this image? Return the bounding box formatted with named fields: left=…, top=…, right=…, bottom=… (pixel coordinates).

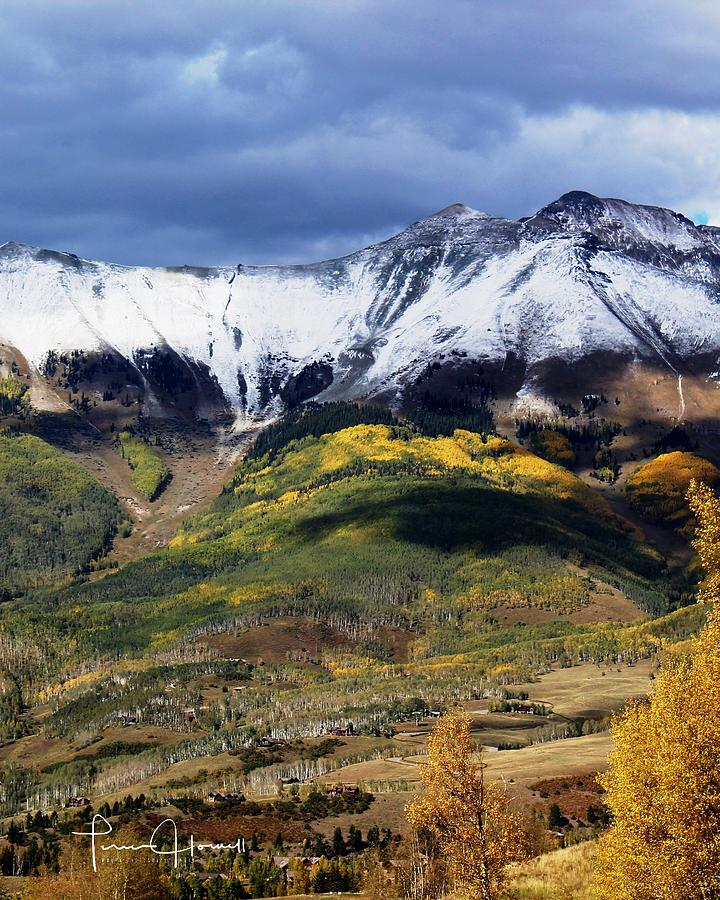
left=2, top=191, right=720, bottom=423
left=533, top=190, right=708, bottom=252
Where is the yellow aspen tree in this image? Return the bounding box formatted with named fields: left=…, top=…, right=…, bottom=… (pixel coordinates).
left=688, top=480, right=720, bottom=605
left=289, top=856, right=312, bottom=895
left=595, top=480, right=720, bottom=899
left=363, top=849, right=400, bottom=900
left=406, top=708, right=531, bottom=900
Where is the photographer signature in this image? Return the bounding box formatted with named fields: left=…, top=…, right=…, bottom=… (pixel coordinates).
left=73, top=814, right=244, bottom=871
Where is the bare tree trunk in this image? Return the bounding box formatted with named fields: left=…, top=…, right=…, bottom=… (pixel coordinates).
left=477, top=762, right=492, bottom=900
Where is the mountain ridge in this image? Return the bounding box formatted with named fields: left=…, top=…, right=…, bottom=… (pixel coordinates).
left=2, top=191, right=720, bottom=428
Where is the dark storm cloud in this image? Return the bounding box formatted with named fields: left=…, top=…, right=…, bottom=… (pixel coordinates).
left=1, top=0, right=720, bottom=265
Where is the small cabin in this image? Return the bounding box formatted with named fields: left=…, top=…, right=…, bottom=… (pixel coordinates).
left=206, top=790, right=246, bottom=803
left=327, top=783, right=359, bottom=797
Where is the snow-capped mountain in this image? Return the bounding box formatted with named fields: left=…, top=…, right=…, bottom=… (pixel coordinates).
left=2, top=190, right=720, bottom=423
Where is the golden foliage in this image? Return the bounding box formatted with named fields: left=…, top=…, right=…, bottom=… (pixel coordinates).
left=688, top=479, right=720, bottom=606
left=529, top=429, right=576, bottom=468
left=463, top=572, right=589, bottom=613
left=269, top=425, right=609, bottom=513
left=626, top=451, right=720, bottom=525
left=362, top=847, right=401, bottom=900
left=595, top=480, right=720, bottom=898
left=229, top=581, right=295, bottom=605
left=406, top=709, right=532, bottom=899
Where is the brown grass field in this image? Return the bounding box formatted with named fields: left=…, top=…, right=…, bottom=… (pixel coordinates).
left=0, top=723, right=188, bottom=771
left=201, top=616, right=413, bottom=666
left=318, top=660, right=653, bottom=794
left=508, top=841, right=596, bottom=898
left=483, top=733, right=612, bottom=789
left=313, top=791, right=415, bottom=841
left=488, top=572, right=646, bottom=628
left=315, top=732, right=612, bottom=819
left=509, top=658, right=656, bottom=718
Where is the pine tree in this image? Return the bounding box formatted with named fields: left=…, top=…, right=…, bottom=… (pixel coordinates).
left=595, top=480, right=720, bottom=898
left=547, top=803, right=567, bottom=830
left=332, top=826, right=346, bottom=857
left=348, top=823, right=363, bottom=852
left=7, top=821, right=20, bottom=845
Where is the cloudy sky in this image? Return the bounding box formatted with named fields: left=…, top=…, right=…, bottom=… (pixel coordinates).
left=2, top=0, right=720, bottom=266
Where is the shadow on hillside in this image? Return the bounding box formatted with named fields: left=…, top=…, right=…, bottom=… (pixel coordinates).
left=292, top=480, right=627, bottom=557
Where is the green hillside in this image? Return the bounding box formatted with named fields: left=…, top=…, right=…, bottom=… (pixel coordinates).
left=0, top=408, right=705, bottom=816
left=0, top=431, right=122, bottom=597
left=20, top=421, right=668, bottom=653
left=117, top=429, right=170, bottom=500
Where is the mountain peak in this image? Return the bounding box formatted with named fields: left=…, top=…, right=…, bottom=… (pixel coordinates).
left=0, top=241, right=84, bottom=263
left=533, top=190, right=606, bottom=220
left=530, top=191, right=707, bottom=253
left=428, top=202, right=490, bottom=221
left=0, top=241, right=33, bottom=254
left=546, top=190, right=601, bottom=207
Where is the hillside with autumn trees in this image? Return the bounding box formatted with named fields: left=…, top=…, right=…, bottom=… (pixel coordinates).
left=0, top=399, right=716, bottom=898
